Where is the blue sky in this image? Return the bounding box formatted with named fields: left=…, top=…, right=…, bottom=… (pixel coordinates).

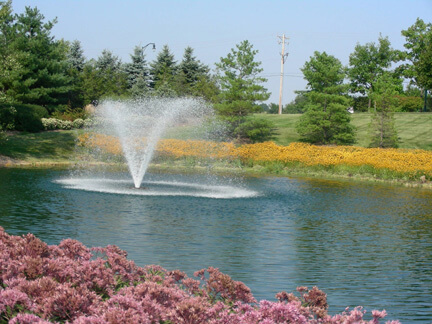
left=11, top=0, right=432, bottom=104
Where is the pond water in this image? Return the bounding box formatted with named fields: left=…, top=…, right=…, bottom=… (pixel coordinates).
left=0, top=168, right=431, bottom=323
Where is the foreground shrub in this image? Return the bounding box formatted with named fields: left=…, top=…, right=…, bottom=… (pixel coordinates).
left=41, top=118, right=86, bottom=130
left=0, top=104, right=48, bottom=133
left=0, top=227, right=399, bottom=323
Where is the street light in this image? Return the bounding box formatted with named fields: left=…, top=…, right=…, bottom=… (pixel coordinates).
left=142, top=43, right=156, bottom=52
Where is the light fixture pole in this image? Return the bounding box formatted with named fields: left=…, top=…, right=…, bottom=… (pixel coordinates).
left=142, top=43, right=156, bottom=52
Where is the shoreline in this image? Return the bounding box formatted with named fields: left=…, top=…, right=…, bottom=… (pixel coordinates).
left=1, top=156, right=431, bottom=190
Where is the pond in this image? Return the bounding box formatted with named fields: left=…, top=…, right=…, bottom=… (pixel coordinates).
left=0, top=168, right=431, bottom=323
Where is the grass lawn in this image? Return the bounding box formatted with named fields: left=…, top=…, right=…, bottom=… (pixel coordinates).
left=1, top=112, right=432, bottom=164
left=257, top=112, right=432, bottom=150
left=0, top=130, right=77, bottom=163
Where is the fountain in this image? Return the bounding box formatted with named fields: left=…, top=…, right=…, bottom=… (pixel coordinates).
left=58, top=97, right=258, bottom=199
left=97, top=98, right=206, bottom=189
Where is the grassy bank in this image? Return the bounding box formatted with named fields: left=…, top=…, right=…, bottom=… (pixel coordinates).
left=1, top=114, right=432, bottom=188
left=259, top=112, right=432, bottom=149
left=0, top=130, right=78, bottom=165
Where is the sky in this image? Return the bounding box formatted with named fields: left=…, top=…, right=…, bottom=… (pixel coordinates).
left=11, top=0, right=432, bottom=104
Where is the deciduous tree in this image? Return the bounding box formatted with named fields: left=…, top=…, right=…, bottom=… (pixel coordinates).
left=401, top=18, right=432, bottom=91
left=348, top=36, right=398, bottom=109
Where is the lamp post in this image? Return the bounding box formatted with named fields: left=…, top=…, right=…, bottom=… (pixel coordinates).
left=142, top=43, right=156, bottom=52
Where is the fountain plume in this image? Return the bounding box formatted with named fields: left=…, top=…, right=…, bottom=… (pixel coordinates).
left=95, top=97, right=208, bottom=188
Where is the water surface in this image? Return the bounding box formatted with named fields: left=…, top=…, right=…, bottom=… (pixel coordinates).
left=0, top=168, right=431, bottom=323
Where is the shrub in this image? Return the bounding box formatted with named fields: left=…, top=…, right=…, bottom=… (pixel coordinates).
left=395, top=95, right=423, bottom=112
left=42, top=118, right=85, bottom=130
left=0, top=106, right=16, bottom=130
left=0, top=104, right=48, bottom=133
left=234, top=117, right=277, bottom=143
left=51, top=107, right=88, bottom=121
left=0, top=227, right=399, bottom=324
left=72, top=118, right=85, bottom=129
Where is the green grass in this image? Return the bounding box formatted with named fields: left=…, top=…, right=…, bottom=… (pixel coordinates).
left=1, top=112, right=432, bottom=165
left=0, top=130, right=77, bottom=162
left=257, top=112, right=432, bottom=150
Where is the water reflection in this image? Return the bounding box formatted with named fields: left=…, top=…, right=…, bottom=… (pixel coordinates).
left=0, top=169, right=431, bottom=322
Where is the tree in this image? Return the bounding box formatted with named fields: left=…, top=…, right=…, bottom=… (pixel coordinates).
left=348, top=36, right=398, bottom=109
left=3, top=6, right=72, bottom=111
left=83, top=50, right=128, bottom=102
left=214, top=40, right=272, bottom=141
left=296, top=51, right=355, bottom=145
left=123, top=46, right=150, bottom=90
left=175, top=46, right=209, bottom=95
left=65, top=40, right=86, bottom=108
left=0, top=0, right=19, bottom=104
left=67, top=40, right=85, bottom=72
left=368, top=73, right=400, bottom=148
left=190, top=75, right=220, bottom=103
left=401, top=18, right=432, bottom=91
left=149, top=45, right=177, bottom=92
left=283, top=93, right=310, bottom=114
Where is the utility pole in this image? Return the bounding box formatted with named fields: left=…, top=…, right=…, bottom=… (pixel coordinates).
left=278, top=34, right=289, bottom=115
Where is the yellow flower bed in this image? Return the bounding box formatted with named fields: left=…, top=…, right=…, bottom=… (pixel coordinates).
left=78, top=133, right=432, bottom=177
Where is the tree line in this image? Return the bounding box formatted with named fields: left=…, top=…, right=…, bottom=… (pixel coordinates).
left=273, top=19, right=431, bottom=148
left=0, top=1, right=431, bottom=146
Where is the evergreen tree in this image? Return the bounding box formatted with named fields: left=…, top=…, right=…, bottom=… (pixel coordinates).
left=5, top=6, right=72, bottom=110
left=149, top=45, right=177, bottom=92
left=191, top=75, right=220, bottom=103
left=67, top=40, right=85, bottom=72
left=215, top=40, right=270, bottom=118
left=369, top=73, right=400, bottom=148
left=65, top=40, right=86, bottom=108
left=123, top=46, right=150, bottom=89
left=176, top=46, right=209, bottom=94
left=89, top=49, right=128, bottom=100
left=0, top=0, right=19, bottom=104
left=296, top=51, right=355, bottom=145
left=95, top=49, right=122, bottom=72
left=215, top=40, right=272, bottom=142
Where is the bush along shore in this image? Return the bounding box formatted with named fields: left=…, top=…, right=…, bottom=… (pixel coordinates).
left=0, top=227, right=399, bottom=323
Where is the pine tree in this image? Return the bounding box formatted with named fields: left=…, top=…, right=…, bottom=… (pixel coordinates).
left=95, top=49, right=122, bottom=72
left=215, top=40, right=272, bottom=142
left=5, top=6, right=72, bottom=110
left=215, top=40, right=270, bottom=119
left=67, top=40, right=85, bottom=72
left=179, top=47, right=208, bottom=86
left=149, top=45, right=177, bottom=91
left=65, top=40, right=86, bottom=108
left=296, top=51, right=356, bottom=145
left=0, top=0, right=19, bottom=104
left=94, top=49, right=127, bottom=98
left=123, top=46, right=150, bottom=89
left=369, top=73, right=400, bottom=148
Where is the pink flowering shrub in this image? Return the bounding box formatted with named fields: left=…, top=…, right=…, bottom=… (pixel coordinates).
left=0, top=227, right=400, bottom=323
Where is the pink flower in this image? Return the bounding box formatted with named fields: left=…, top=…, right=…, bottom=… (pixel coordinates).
left=9, top=313, right=52, bottom=324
